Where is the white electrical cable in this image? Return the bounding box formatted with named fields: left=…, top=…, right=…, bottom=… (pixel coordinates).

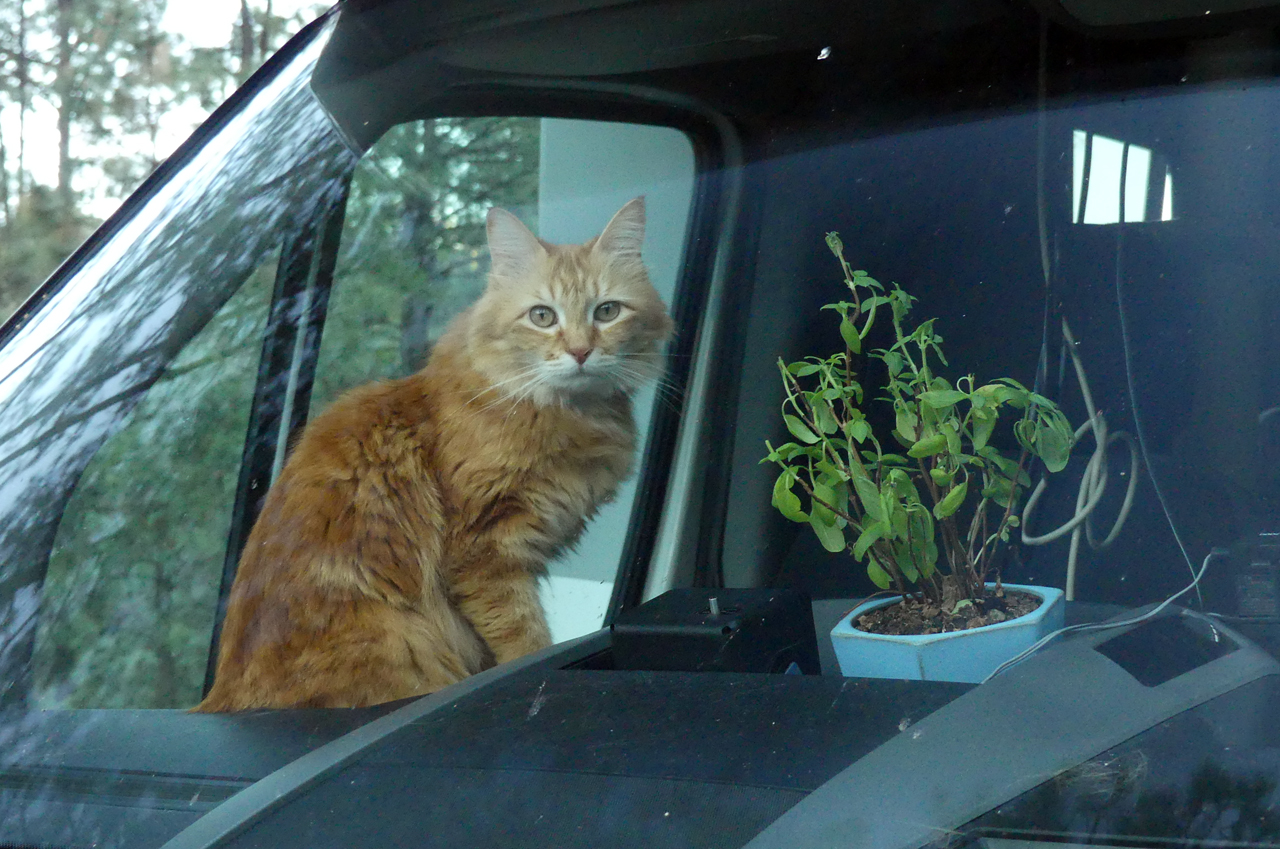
left=982, top=547, right=1228, bottom=683
left=1020, top=318, right=1140, bottom=600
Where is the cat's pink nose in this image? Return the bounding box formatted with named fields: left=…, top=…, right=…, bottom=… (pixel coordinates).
left=568, top=347, right=593, bottom=365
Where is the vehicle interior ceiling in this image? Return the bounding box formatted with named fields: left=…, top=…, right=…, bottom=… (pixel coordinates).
left=316, top=0, right=1280, bottom=618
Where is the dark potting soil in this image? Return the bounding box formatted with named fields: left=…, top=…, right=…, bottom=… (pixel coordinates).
left=853, top=589, right=1041, bottom=636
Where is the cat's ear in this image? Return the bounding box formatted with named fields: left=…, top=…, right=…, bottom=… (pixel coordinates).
left=593, top=196, right=646, bottom=261
left=487, top=207, right=545, bottom=281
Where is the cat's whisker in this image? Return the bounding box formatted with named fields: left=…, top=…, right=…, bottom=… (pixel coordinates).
left=464, top=365, right=547, bottom=407
left=609, top=359, right=682, bottom=392
left=501, top=375, right=551, bottom=423
left=611, top=363, right=675, bottom=392
left=467, top=363, right=559, bottom=412
left=622, top=379, right=682, bottom=414
left=652, top=385, right=687, bottom=415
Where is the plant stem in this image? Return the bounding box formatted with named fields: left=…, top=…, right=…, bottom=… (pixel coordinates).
left=967, top=498, right=986, bottom=563
left=972, top=449, right=1029, bottom=584
left=794, top=475, right=860, bottom=529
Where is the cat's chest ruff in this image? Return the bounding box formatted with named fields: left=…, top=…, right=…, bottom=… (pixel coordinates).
left=436, top=399, right=633, bottom=519
left=454, top=403, right=632, bottom=481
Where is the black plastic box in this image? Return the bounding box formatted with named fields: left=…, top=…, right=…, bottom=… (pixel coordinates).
left=610, top=588, right=820, bottom=674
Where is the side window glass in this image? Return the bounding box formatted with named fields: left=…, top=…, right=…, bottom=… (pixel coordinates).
left=317, top=116, right=695, bottom=643
left=30, top=258, right=278, bottom=709
left=312, top=118, right=540, bottom=404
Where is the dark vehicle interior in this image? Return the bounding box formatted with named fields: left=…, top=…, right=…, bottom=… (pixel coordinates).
left=5, top=0, right=1280, bottom=846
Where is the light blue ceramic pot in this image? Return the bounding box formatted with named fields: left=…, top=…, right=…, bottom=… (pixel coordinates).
left=830, top=583, right=1065, bottom=683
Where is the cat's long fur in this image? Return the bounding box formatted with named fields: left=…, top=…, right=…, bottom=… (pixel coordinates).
left=197, top=198, right=671, bottom=711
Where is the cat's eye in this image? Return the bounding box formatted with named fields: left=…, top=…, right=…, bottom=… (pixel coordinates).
left=594, top=301, right=622, bottom=322
left=528, top=305, right=557, bottom=328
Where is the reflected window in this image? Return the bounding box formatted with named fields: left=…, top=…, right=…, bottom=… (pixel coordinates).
left=1073, top=129, right=1174, bottom=224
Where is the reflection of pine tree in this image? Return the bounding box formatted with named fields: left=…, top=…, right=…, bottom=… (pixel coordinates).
left=0, top=0, right=328, bottom=322
left=1120, top=762, right=1280, bottom=844
left=32, top=259, right=276, bottom=708
left=973, top=755, right=1280, bottom=848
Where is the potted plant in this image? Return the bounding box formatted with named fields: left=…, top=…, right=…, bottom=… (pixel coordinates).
left=763, top=234, right=1076, bottom=683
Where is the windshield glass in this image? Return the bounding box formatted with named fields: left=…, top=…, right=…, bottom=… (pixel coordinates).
left=0, top=18, right=352, bottom=711
left=5, top=2, right=1280, bottom=848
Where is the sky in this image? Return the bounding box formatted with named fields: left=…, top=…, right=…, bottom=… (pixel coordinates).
left=4, top=0, right=328, bottom=219
left=163, top=0, right=322, bottom=50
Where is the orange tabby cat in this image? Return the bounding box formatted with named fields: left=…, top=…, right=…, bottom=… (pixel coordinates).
left=197, top=197, right=671, bottom=711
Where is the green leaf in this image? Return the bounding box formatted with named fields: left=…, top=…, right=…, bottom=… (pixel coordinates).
left=906, top=509, right=936, bottom=579
left=974, top=383, right=1015, bottom=407
left=853, top=476, right=885, bottom=524
left=815, top=460, right=850, bottom=483
left=887, top=469, right=920, bottom=503
left=916, top=511, right=939, bottom=578
left=811, top=481, right=845, bottom=527
left=1029, top=391, right=1055, bottom=408
left=840, top=317, right=862, bottom=354
left=813, top=400, right=839, bottom=435
left=787, top=361, right=821, bottom=377
left=825, top=231, right=844, bottom=257
left=921, top=543, right=938, bottom=579
left=944, top=424, right=962, bottom=456
left=867, top=557, right=893, bottom=589
left=809, top=510, right=846, bottom=553
left=896, top=544, right=920, bottom=583
left=971, top=407, right=996, bottom=453
left=853, top=521, right=887, bottom=560
left=908, top=433, right=947, bottom=458
left=919, top=389, right=968, bottom=409
left=1030, top=409, right=1075, bottom=474
left=762, top=440, right=804, bottom=464
left=997, top=380, right=1031, bottom=410
left=933, top=480, right=968, bottom=519
left=882, top=350, right=905, bottom=377
left=772, top=473, right=807, bottom=522
left=890, top=288, right=911, bottom=320
left=1035, top=423, right=1072, bottom=473
left=895, top=404, right=919, bottom=441
left=981, top=477, right=1016, bottom=509
left=846, top=420, right=871, bottom=444
left=783, top=414, right=820, bottom=444
left=980, top=447, right=1029, bottom=485
left=832, top=482, right=851, bottom=528
left=774, top=442, right=803, bottom=461
left=929, top=467, right=953, bottom=487
left=888, top=497, right=909, bottom=540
